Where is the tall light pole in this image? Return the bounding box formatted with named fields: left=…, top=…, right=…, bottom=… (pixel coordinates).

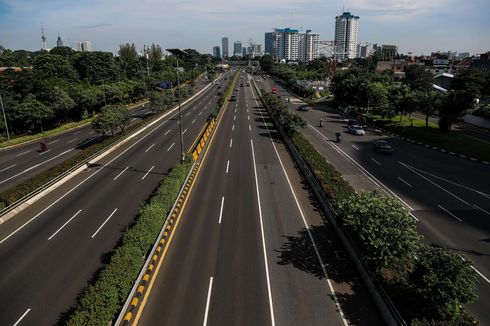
left=166, top=48, right=188, bottom=162
left=0, top=86, right=12, bottom=142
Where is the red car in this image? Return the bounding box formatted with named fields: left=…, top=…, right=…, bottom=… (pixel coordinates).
left=271, top=87, right=277, bottom=94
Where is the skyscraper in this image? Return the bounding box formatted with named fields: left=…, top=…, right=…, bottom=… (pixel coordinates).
left=233, top=41, right=242, bottom=57
left=222, top=37, right=229, bottom=58
left=75, top=41, right=92, bottom=52
left=213, top=46, right=221, bottom=58
left=56, top=33, right=63, bottom=47
left=266, top=28, right=319, bottom=62
left=334, top=11, right=359, bottom=60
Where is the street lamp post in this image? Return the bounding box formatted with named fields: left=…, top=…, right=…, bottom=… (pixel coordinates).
left=0, top=86, right=12, bottom=142
left=167, top=48, right=188, bottom=162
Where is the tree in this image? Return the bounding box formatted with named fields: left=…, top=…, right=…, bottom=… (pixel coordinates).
left=91, top=105, right=130, bottom=136
left=415, top=91, right=443, bottom=127
left=50, top=86, right=76, bottom=123
left=71, top=51, right=120, bottom=84
left=119, top=43, right=140, bottom=79
left=438, top=90, right=472, bottom=131
left=338, top=192, right=421, bottom=278
left=49, top=46, right=76, bottom=59
left=68, top=84, right=104, bottom=116
left=148, top=43, right=164, bottom=72
left=450, top=69, right=485, bottom=99
left=404, top=65, right=433, bottom=91
left=32, top=53, right=78, bottom=82
left=149, top=90, right=173, bottom=113
left=260, top=55, right=274, bottom=73
left=406, top=245, right=478, bottom=321
left=14, top=97, right=54, bottom=132
left=367, top=82, right=389, bottom=114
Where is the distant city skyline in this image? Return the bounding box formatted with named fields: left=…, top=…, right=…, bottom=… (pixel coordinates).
left=1, top=0, right=489, bottom=55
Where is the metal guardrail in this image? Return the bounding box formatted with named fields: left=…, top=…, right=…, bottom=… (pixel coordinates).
left=253, top=80, right=406, bottom=326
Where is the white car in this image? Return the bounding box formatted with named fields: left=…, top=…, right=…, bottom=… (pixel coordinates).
left=347, top=125, right=365, bottom=135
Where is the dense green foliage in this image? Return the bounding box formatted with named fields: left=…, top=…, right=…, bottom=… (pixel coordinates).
left=261, top=92, right=306, bottom=135
left=67, top=158, right=194, bottom=325
left=91, top=105, right=131, bottom=136
left=0, top=45, right=219, bottom=140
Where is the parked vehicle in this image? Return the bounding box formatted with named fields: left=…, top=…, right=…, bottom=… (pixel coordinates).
left=373, top=140, right=394, bottom=154
left=347, top=125, right=365, bottom=135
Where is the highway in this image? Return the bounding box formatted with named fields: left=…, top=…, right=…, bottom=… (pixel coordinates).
left=257, top=76, right=490, bottom=325
left=0, top=71, right=232, bottom=325
left=0, top=79, right=210, bottom=193
left=136, top=71, right=382, bottom=325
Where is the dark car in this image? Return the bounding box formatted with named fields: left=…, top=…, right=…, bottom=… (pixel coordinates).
left=297, top=105, right=310, bottom=111
left=373, top=140, right=394, bottom=154
left=230, top=95, right=237, bottom=101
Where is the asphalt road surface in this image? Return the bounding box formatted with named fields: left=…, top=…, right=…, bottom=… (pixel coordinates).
left=136, top=71, right=383, bottom=326
left=0, top=78, right=211, bottom=193
left=0, top=71, right=232, bottom=326
left=258, top=76, right=490, bottom=325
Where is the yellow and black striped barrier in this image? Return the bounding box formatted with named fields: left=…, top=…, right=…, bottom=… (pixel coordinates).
left=192, top=118, right=216, bottom=161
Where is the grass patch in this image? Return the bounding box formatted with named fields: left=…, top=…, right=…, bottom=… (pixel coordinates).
left=369, top=115, right=490, bottom=162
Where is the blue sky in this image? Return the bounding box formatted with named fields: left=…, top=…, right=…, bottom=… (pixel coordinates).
left=1, top=0, right=489, bottom=55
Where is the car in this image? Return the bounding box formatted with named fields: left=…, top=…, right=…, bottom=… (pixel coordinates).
left=347, top=125, right=365, bottom=135
left=240, top=83, right=244, bottom=87
left=297, top=105, right=310, bottom=111
left=230, top=95, right=237, bottom=101
left=234, top=87, right=239, bottom=91
left=271, top=87, right=277, bottom=94
left=373, top=140, right=394, bottom=154
left=217, top=91, right=223, bottom=95
left=246, top=82, right=250, bottom=86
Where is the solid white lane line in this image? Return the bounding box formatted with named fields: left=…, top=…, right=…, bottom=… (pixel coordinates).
left=233, top=115, right=236, bottom=121
left=48, top=139, right=60, bottom=144
left=438, top=205, right=463, bottom=222
left=13, top=308, right=31, bottom=326
left=183, top=128, right=188, bottom=135
left=307, top=125, right=416, bottom=216
left=91, top=208, right=118, bottom=238
left=48, top=209, right=82, bottom=240
left=192, top=119, right=196, bottom=124
left=88, top=131, right=95, bottom=135
left=400, top=162, right=473, bottom=208
left=252, top=87, right=349, bottom=325
left=232, top=125, right=235, bottom=131
left=145, top=143, right=155, bottom=152
left=399, top=162, right=490, bottom=199
left=141, top=165, right=155, bottom=180
left=16, top=150, right=30, bottom=157
left=235, top=108, right=237, bottom=112
left=371, top=158, right=381, bottom=166
left=113, top=166, right=129, bottom=180
left=177, top=121, right=180, bottom=124
left=249, top=125, right=251, bottom=131
left=164, top=129, right=171, bottom=135
left=473, top=204, right=490, bottom=216
left=199, top=111, right=203, bottom=116
left=351, top=144, right=359, bottom=150
left=185, top=112, right=190, bottom=117
left=398, top=177, right=413, bottom=188
left=73, top=131, right=81, bottom=135
left=471, top=265, right=490, bottom=284
left=167, top=143, right=175, bottom=151
left=0, top=148, right=75, bottom=185
left=218, top=196, right=225, bottom=224
left=202, top=277, right=214, bottom=326
left=229, top=138, right=233, bottom=148
left=0, top=164, right=16, bottom=173
left=250, top=140, right=276, bottom=326
left=226, top=160, right=230, bottom=174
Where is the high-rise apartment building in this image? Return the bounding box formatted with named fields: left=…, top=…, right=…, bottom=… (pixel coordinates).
left=334, top=11, right=359, bottom=60
left=222, top=37, right=229, bottom=58
left=264, top=32, right=274, bottom=54
left=356, top=43, right=373, bottom=58
left=266, top=28, right=319, bottom=62
left=234, top=41, right=242, bottom=57
left=213, top=46, right=221, bottom=58
left=75, top=41, right=92, bottom=52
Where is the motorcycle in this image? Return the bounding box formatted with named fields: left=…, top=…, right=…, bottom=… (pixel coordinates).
left=319, top=119, right=324, bottom=127
left=335, top=132, right=341, bottom=143
left=39, top=142, right=48, bottom=152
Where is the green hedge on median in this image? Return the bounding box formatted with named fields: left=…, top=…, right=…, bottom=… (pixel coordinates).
left=67, top=157, right=194, bottom=325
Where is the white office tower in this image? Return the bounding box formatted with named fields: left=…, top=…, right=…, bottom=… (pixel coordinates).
left=272, top=28, right=299, bottom=61
left=299, top=30, right=320, bottom=62
left=334, top=12, right=359, bottom=60
left=76, top=41, right=92, bottom=52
